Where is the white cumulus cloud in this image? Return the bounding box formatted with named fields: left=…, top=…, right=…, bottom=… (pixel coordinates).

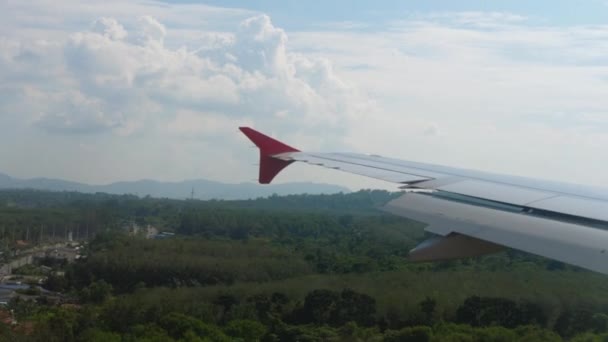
left=0, top=2, right=370, bottom=184
left=2, top=11, right=367, bottom=139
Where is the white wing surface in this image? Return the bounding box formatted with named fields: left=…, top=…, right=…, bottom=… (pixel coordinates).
left=240, top=127, right=608, bottom=274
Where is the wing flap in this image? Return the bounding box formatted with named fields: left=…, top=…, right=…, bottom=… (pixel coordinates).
left=528, top=196, right=608, bottom=223
left=384, top=192, right=608, bottom=274
left=408, top=233, right=505, bottom=262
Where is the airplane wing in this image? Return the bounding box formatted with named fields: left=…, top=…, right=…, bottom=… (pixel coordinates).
left=239, top=127, right=608, bottom=274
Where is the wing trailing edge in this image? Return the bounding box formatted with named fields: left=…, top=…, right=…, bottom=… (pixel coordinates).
left=239, top=127, right=299, bottom=184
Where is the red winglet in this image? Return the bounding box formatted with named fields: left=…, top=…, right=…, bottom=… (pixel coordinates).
left=239, top=127, right=300, bottom=184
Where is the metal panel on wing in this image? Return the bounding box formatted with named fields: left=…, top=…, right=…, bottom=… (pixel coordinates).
left=528, top=196, right=608, bottom=223
left=333, top=153, right=608, bottom=201
left=279, top=152, right=431, bottom=184
left=320, top=153, right=447, bottom=179
left=437, top=180, right=556, bottom=206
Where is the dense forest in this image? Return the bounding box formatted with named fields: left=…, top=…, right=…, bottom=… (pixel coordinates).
left=0, top=189, right=607, bottom=341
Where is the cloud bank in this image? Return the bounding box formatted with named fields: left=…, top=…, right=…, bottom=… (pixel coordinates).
left=1, top=2, right=608, bottom=190
left=4, top=12, right=364, bottom=138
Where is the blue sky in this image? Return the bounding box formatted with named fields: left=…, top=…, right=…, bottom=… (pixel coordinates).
left=1, top=0, right=608, bottom=190
left=169, top=0, right=608, bottom=28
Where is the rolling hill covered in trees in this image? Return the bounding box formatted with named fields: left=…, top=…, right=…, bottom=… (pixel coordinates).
left=0, top=189, right=607, bottom=341
left=0, top=172, right=348, bottom=200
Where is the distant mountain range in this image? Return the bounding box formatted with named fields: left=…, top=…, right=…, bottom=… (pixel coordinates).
left=0, top=172, right=349, bottom=200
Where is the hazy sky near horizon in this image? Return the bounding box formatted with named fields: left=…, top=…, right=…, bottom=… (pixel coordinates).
left=2, top=0, right=608, bottom=190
